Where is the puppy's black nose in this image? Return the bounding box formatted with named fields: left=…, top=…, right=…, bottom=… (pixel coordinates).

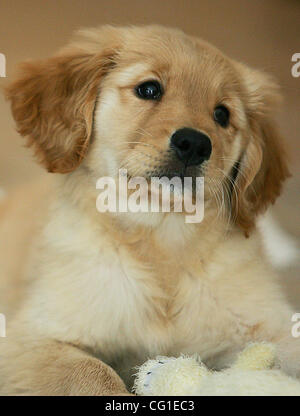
left=171, top=128, right=212, bottom=166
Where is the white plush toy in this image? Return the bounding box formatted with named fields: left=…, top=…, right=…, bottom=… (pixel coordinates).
left=133, top=343, right=300, bottom=396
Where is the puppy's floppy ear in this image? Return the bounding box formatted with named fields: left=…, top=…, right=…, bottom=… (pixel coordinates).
left=231, top=64, right=290, bottom=236
left=6, top=27, right=121, bottom=173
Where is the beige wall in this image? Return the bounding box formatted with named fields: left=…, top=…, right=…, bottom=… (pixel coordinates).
left=0, top=0, right=299, bottom=303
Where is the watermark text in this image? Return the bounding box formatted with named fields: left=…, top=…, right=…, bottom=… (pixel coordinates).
left=0, top=313, right=6, bottom=337
left=0, top=53, right=6, bottom=78
left=96, top=169, right=205, bottom=223
left=291, top=53, right=300, bottom=78
left=292, top=313, right=300, bottom=338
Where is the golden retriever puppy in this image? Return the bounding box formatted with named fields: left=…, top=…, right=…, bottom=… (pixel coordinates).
left=0, top=25, right=298, bottom=395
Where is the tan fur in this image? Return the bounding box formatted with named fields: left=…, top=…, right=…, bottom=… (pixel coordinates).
left=0, top=25, right=298, bottom=396
left=5, top=52, right=115, bottom=173
left=230, top=63, right=290, bottom=235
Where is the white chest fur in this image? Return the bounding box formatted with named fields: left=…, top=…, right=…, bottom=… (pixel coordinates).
left=21, top=202, right=283, bottom=384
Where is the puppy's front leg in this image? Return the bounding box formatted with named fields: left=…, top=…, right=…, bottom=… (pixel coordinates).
left=0, top=338, right=130, bottom=395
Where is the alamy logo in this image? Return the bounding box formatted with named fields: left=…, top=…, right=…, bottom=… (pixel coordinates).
left=0, top=313, right=6, bottom=337
left=0, top=53, right=6, bottom=78
left=291, top=53, right=300, bottom=78
left=96, top=169, right=205, bottom=223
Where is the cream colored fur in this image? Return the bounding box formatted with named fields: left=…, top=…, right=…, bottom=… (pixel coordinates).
left=0, top=25, right=298, bottom=395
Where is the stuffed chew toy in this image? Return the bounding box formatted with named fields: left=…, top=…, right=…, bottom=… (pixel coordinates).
left=133, top=343, right=300, bottom=396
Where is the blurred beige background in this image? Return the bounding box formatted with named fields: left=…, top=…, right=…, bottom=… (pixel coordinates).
left=0, top=0, right=299, bottom=306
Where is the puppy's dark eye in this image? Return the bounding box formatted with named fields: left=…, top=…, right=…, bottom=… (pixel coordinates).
left=135, top=81, right=162, bottom=100
left=213, top=105, right=230, bottom=127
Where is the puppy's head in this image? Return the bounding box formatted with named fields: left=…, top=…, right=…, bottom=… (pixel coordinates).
left=6, top=25, right=290, bottom=235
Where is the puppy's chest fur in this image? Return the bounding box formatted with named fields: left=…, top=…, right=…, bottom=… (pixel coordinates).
left=65, top=240, right=256, bottom=387
left=30, top=218, right=255, bottom=376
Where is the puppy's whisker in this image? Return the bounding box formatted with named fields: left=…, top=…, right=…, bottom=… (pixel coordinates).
left=118, top=152, right=158, bottom=175
left=215, top=157, right=250, bottom=186
left=118, top=148, right=159, bottom=165
left=206, top=166, right=239, bottom=224
left=212, top=167, right=243, bottom=226
left=205, top=176, right=225, bottom=220
left=135, top=128, right=154, bottom=139
left=117, top=139, right=162, bottom=154
left=121, top=141, right=153, bottom=148
left=206, top=176, right=233, bottom=235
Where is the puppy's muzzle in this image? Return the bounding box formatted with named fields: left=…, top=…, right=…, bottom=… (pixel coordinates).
left=171, top=128, right=212, bottom=167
